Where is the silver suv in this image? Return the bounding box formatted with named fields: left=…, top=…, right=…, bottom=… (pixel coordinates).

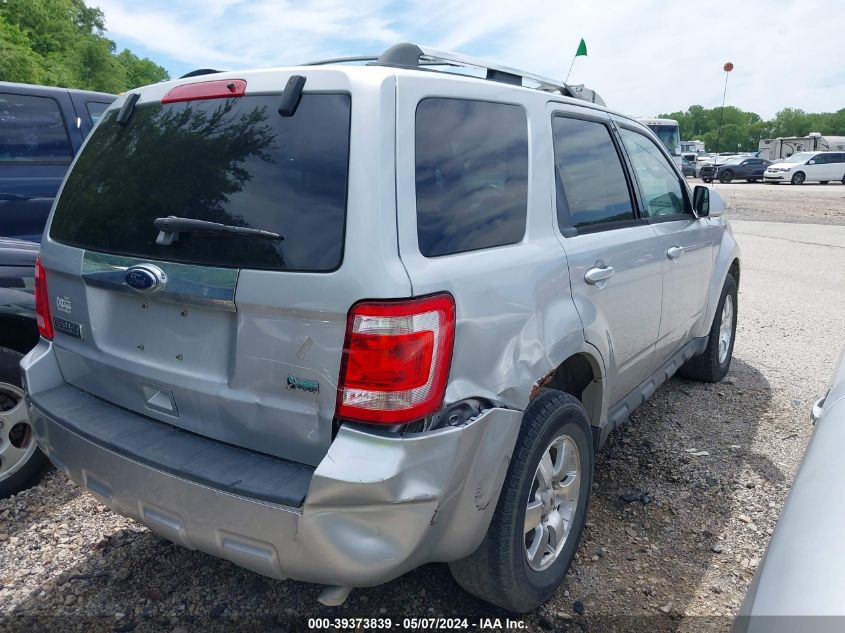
left=21, top=44, right=740, bottom=612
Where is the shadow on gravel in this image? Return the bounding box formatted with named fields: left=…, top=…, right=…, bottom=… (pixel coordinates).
left=0, top=357, right=773, bottom=633
left=562, top=355, right=775, bottom=633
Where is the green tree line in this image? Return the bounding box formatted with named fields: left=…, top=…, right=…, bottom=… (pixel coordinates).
left=658, top=105, right=845, bottom=153
left=0, top=0, right=169, bottom=93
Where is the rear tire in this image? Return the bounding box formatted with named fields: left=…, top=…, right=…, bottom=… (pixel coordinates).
left=791, top=171, right=805, bottom=185
left=677, top=274, right=738, bottom=383
left=0, top=347, right=49, bottom=499
left=449, top=391, right=594, bottom=613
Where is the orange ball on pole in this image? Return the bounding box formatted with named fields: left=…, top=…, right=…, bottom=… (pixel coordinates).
left=723, top=62, right=734, bottom=72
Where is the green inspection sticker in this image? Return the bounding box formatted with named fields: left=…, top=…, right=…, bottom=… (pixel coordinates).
left=287, top=374, right=319, bottom=394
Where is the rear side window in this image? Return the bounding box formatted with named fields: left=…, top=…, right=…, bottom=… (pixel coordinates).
left=415, top=98, right=528, bottom=257
left=0, top=93, right=71, bottom=163
left=86, top=101, right=111, bottom=124
left=51, top=94, right=351, bottom=272
left=552, top=116, right=634, bottom=230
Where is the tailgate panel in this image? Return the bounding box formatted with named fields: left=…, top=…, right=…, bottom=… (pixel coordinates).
left=49, top=252, right=344, bottom=466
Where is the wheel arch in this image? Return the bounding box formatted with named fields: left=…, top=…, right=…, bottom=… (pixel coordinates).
left=529, top=350, right=605, bottom=448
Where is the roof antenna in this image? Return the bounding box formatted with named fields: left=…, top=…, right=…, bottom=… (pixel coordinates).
left=278, top=75, right=306, bottom=117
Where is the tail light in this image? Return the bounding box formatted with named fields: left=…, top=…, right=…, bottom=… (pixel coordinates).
left=337, top=294, right=455, bottom=424
left=34, top=256, right=53, bottom=340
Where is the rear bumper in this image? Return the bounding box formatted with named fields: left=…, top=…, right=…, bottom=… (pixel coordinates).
left=22, top=340, right=521, bottom=587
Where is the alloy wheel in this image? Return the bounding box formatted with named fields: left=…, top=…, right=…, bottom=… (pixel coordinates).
left=718, top=295, right=734, bottom=365
left=0, top=383, right=36, bottom=482
left=524, top=434, right=581, bottom=572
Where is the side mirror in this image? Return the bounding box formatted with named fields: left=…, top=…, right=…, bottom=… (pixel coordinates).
left=693, top=185, right=710, bottom=216
left=709, top=188, right=726, bottom=217
left=808, top=160, right=816, bottom=165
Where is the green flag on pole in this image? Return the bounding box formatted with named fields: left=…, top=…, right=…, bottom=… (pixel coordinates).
left=575, top=38, right=588, bottom=57
left=566, top=39, right=588, bottom=82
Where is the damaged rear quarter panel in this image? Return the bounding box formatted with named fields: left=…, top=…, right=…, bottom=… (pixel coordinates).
left=300, top=407, right=522, bottom=585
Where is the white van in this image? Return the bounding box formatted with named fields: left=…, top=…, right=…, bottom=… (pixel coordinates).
left=763, top=151, right=845, bottom=185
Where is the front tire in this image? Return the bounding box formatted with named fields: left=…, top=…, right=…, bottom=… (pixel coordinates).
left=677, top=274, right=738, bottom=383
left=449, top=391, right=594, bottom=613
left=791, top=171, right=805, bottom=185
left=702, top=178, right=712, bottom=183
left=719, top=170, right=734, bottom=183
left=0, top=347, right=49, bottom=499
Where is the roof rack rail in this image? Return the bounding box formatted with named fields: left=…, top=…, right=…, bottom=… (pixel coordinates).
left=303, top=56, right=378, bottom=66
left=304, top=55, right=462, bottom=68
left=374, top=43, right=605, bottom=106
left=179, top=68, right=224, bottom=79
left=301, top=44, right=604, bottom=106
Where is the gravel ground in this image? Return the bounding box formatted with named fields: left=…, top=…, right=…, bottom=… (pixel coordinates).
left=2, top=187, right=844, bottom=633
left=691, top=178, right=845, bottom=225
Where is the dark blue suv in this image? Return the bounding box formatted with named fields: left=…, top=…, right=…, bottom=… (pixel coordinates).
left=1, top=82, right=115, bottom=241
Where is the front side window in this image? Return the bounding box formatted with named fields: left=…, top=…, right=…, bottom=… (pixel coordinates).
left=415, top=98, right=528, bottom=257
left=552, top=116, right=634, bottom=230
left=619, top=128, right=688, bottom=219
left=0, top=93, right=71, bottom=163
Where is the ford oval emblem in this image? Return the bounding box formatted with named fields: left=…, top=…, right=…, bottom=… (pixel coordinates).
left=124, top=264, right=166, bottom=293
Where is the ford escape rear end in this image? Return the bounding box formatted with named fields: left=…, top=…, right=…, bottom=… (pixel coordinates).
left=22, top=44, right=739, bottom=612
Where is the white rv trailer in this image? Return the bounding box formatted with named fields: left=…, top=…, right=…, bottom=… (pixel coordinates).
left=758, top=134, right=845, bottom=161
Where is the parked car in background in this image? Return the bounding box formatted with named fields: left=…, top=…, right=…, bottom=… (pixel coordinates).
left=0, top=237, right=46, bottom=498
left=695, top=154, right=733, bottom=178
left=700, top=156, right=771, bottom=183
left=763, top=151, right=845, bottom=185
left=0, top=82, right=116, bottom=241
left=681, top=157, right=696, bottom=177
left=734, top=346, right=845, bottom=632
left=21, top=43, right=740, bottom=612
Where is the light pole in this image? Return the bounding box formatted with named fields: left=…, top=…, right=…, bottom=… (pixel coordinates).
left=715, top=62, right=733, bottom=154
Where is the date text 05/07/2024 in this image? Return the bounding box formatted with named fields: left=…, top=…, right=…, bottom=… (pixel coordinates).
left=307, top=617, right=527, bottom=630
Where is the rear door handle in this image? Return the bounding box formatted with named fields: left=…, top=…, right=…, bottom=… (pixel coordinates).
left=667, top=246, right=686, bottom=260
left=584, top=265, right=615, bottom=285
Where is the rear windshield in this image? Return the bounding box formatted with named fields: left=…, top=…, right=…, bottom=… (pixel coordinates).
left=50, top=93, right=351, bottom=271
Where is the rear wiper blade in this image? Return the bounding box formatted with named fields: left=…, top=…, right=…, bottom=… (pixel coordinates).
left=154, top=216, right=283, bottom=246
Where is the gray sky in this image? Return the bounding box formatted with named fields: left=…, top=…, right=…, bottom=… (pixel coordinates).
left=97, top=0, right=844, bottom=119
